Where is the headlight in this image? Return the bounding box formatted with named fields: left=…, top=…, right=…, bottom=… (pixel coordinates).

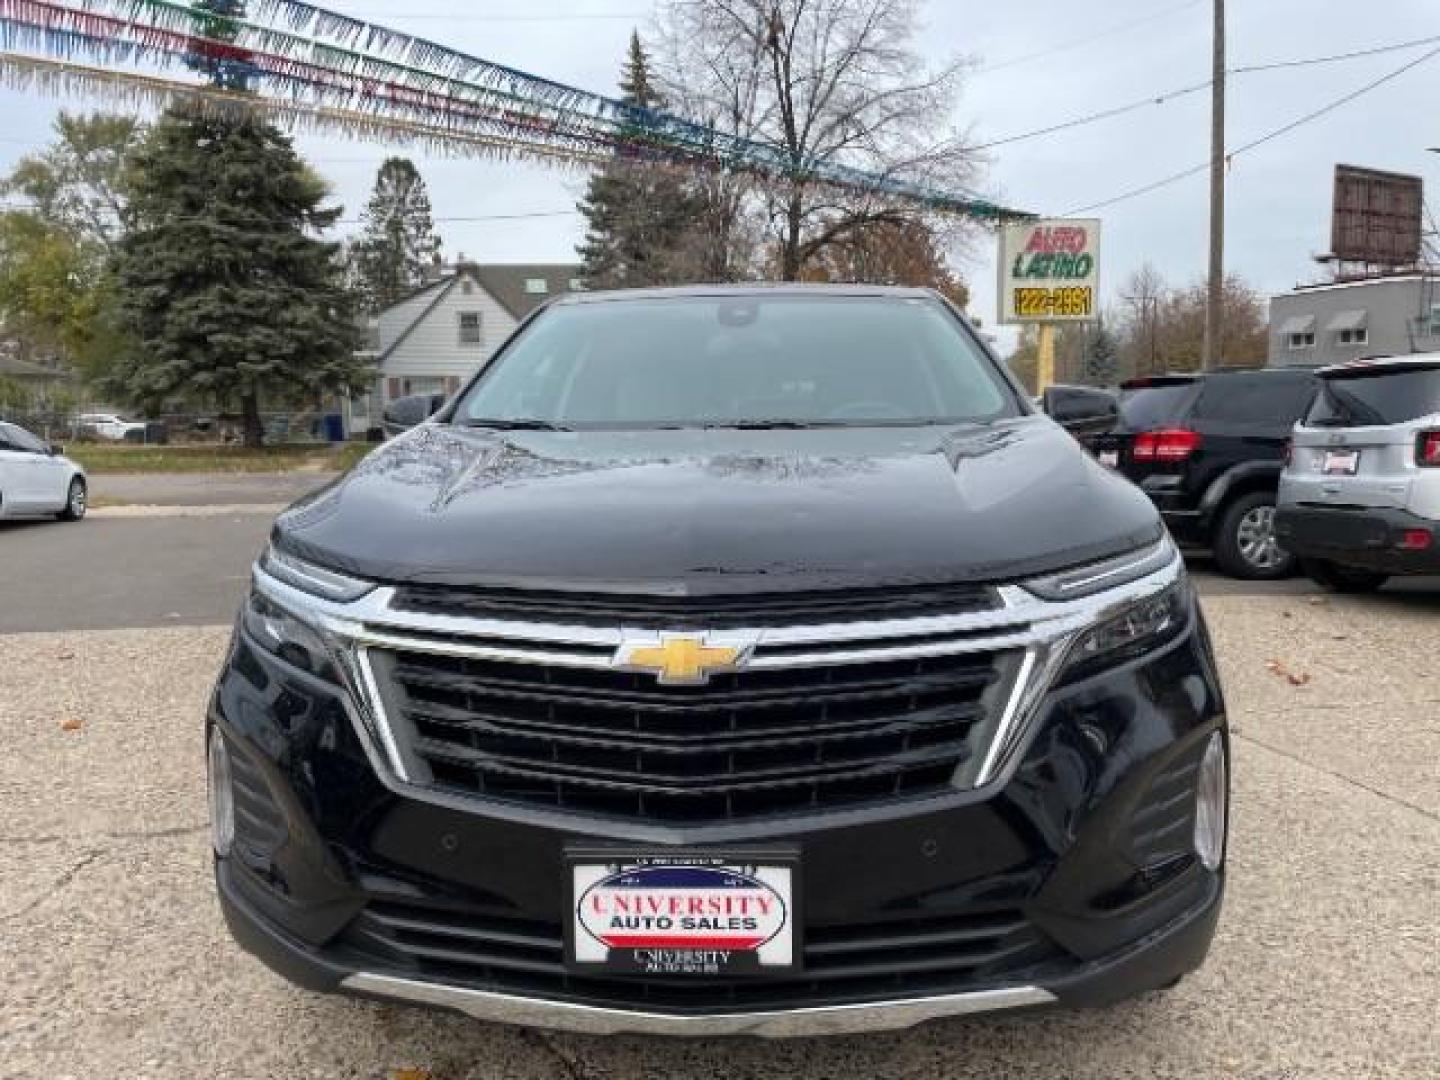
left=1023, top=535, right=1177, bottom=601
left=1062, top=581, right=1190, bottom=682
left=259, top=543, right=373, bottom=603
left=242, top=587, right=342, bottom=682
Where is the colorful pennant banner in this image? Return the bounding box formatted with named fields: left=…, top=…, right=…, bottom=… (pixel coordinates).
left=0, top=0, right=1031, bottom=220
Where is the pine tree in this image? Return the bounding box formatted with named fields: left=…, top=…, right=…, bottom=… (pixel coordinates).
left=353, top=158, right=442, bottom=313
left=110, top=105, right=369, bottom=447
left=187, top=1, right=252, bottom=91
left=1085, top=321, right=1121, bottom=387
left=576, top=32, right=701, bottom=288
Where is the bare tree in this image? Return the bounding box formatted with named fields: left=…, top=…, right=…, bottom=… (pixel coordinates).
left=656, top=0, right=980, bottom=281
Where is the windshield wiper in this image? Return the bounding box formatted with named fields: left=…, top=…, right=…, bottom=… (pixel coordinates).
left=460, top=418, right=573, bottom=432
left=708, top=419, right=841, bottom=430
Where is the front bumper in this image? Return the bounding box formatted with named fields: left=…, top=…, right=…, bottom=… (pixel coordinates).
left=218, top=856, right=1221, bottom=1036
left=208, top=582, right=1228, bottom=1036
left=1275, top=505, right=1440, bottom=574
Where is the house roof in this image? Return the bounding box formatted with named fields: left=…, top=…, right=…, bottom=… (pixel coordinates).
left=0, top=354, right=71, bottom=380
left=470, top=264, right=581, bottom=319
left=375, top=263, right=581, bottom=363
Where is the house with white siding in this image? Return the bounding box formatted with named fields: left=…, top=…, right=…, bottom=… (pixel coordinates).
left=349, top=262, right=581, bottom=433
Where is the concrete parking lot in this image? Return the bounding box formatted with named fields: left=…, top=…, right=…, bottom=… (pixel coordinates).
left=1, top=489, right=1437, bottom=1078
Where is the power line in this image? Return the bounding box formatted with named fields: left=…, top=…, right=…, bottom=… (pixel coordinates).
left=1063, top=41, right=1440, bottom=216
left=974, top=31, right=1440, bottom=153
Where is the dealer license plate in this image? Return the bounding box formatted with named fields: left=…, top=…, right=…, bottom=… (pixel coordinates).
left=567, top=849, right=799, bottom=977
left=1322, top=449, right=1360, bottom=476
left=1097, top=449, right=1120, bottom=469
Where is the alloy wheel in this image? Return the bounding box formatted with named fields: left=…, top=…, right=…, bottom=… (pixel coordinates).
left=1236, top=505, right=1284, bottom=571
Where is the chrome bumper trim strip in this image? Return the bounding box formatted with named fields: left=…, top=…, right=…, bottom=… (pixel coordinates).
left=340, top=973, right=1055, bottom=1037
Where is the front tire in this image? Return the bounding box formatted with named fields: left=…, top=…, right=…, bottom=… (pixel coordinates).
left=1302, top=558, right=1388, bottom=594
left=1213, top=491, right=1295, bottom=580
left=58, top=477, right=87, bottom=522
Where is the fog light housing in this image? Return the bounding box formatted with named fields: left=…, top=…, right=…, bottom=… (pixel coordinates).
left=208, top=728, right=236, bottom=859
left=1194, top=732, right=1227, bottom=872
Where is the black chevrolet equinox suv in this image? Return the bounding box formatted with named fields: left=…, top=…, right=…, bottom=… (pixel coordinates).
left=209, top=286, right=1228, bottom=1037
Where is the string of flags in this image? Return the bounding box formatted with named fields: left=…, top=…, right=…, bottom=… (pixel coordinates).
left=0, top=0, right=1030, bottom=221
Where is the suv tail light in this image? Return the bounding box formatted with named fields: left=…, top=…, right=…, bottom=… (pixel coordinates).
left=1134, top=428, right=1203, bottom=462
left=1417, top=431, right=1440, bottom=468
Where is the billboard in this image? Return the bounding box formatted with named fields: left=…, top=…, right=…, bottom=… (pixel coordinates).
left=1331, top=165, right=1422, bottom=266
left=998, top=218, right=1101, bottom=324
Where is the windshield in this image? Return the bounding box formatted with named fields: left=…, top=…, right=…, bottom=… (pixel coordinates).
left=454, top=295, right=1018, bottom=429
left=1119, top=383, right=1198, bottom=430
left=1306, top=367, right=1440, bottom=427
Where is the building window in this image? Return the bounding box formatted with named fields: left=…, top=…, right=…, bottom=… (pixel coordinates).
left=568, top=278, right=586, bottom=292
left=1287, top=332, right=1315, bottom=350
left=458, top=311, right=482, bottom=345
left=524, top=278, right=550, bottom=295
left=1336, top=327, right=1368, bottom=346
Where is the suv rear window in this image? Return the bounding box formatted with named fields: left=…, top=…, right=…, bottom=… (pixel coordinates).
left=1119, top=383, right=1197, bottom=430
left=1306, top=366, right=1440, bottom=427
left=1190, top=372, right=1316, bottom=424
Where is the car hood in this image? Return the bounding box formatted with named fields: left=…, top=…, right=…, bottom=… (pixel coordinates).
left=274, top=418, right=1161, bottom=594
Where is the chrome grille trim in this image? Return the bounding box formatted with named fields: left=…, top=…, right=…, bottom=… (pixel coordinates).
left=249, top=550, right=1185, bottom=801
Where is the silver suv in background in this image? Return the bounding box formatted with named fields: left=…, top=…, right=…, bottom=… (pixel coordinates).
left=1276, top=356, right=1440, bottom=592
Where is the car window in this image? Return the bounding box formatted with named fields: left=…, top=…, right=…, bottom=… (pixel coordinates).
left=1190, top=373, right=1316, bottom=425
left=1, top=424, right=48, bottom=454
left=1306, top=367, right=1440, bottom=427
left=456, top=296, right=1019, bottom=428
left=1118, top=383, right=1198, bottom=430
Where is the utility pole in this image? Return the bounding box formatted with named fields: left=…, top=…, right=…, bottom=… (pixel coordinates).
left=1037, top=324, right=1056, bottom=392
left=1202, top=0, right=1226, bottom=371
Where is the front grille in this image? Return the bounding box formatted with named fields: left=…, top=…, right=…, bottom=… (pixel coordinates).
left=392, top=582, right=1000, bottom=629
left=373, top=649, right=1010, bottom=822
left=339, top=898, right=1062, bottom=1012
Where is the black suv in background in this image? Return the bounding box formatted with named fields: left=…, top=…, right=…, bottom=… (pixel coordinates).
left=1087, top=368, right=1318, bottom=579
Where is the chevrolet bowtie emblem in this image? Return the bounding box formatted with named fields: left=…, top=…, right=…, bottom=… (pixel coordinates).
left=614, top=633, right=755, bottom=686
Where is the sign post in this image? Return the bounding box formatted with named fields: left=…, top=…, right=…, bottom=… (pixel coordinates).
left=998, top=218, right=1102, bottom=393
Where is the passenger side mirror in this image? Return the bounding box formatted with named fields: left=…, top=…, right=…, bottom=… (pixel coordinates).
left=1042, top=385, right=1119, bottom=438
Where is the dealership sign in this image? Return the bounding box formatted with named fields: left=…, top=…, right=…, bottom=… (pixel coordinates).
left=999, top=218, right=1102, bottom=323
left=571, top=859, right=795, bottom=976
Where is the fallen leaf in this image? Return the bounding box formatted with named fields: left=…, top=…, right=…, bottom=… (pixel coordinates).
left=1265, top=659, right=1311, bottom=687
left=391, top=1070, right=432, bottom=1080
left=59, top=717, right=84, bottom=732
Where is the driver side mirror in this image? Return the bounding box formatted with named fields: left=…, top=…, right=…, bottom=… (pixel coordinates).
left=1042, top=385, right=1119, bottom=438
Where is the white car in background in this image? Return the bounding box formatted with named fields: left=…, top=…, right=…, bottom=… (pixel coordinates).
left=0, top=421, right=88, bottom=521
left=77, top=412, right=149, bottom=442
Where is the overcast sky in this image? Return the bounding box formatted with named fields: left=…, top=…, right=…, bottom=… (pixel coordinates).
left=2, top=0, right=1438, bottom=352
